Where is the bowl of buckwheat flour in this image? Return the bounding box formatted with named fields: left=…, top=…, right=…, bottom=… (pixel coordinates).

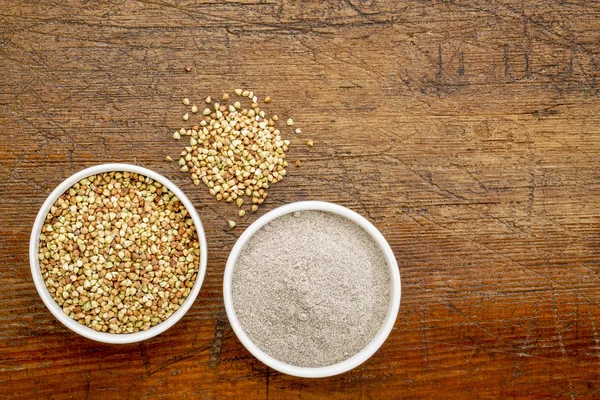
left=30, top=164, right=208, bottom=344
left=223, top=201, right=401, bottom=378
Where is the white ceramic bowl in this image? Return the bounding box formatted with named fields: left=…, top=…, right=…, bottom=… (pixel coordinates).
left=223, top=201, right=401, bottom=378
left=30, top=163, right=208, bottom=344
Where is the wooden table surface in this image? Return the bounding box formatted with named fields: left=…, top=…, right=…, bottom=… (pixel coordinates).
left=1, top=0, right=600, bottom=398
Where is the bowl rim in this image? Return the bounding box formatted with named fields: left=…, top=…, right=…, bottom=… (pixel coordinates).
left=223, top=200, right=401, bottom=378
left=29, top=163, right=208, bottom=344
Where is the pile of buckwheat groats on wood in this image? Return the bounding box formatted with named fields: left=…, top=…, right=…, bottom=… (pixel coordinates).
left=169, top=90, right=312, bottom=227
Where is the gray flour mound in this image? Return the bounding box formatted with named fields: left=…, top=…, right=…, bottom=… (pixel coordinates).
left=232, top=210, right=390, bottom=368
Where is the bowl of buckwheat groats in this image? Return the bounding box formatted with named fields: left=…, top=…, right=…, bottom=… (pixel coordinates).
left=30, top=164, right=207, bottom=344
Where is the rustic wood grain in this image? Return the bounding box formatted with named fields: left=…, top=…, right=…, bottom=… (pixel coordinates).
left=1, top=0, right=600, bottom=398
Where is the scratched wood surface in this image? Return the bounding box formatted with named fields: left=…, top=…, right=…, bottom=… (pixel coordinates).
left=1, top=0, right=600, bottom=398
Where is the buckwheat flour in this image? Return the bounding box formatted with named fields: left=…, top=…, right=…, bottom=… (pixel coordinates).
left=232, top=210, right=390, bottom=368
